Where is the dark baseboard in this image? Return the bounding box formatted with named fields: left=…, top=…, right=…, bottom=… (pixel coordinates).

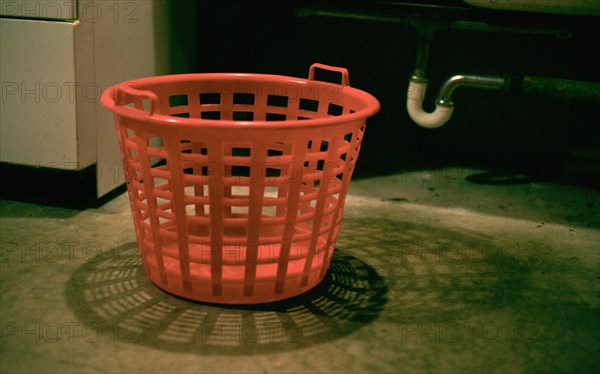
left=0, top=162, right=126, bottom=210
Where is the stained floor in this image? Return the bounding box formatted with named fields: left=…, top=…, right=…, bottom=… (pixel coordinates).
left=1, top=168, right=598, bottom=373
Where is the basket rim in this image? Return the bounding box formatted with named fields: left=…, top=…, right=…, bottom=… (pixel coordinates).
left=100, top=72, right=380, bottom=130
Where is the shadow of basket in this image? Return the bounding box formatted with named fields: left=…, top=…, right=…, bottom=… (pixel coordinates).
left=65, top=242, right=387, bottom=354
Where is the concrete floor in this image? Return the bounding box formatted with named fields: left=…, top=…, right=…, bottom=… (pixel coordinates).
left=1, top=167, right=598, bottom=373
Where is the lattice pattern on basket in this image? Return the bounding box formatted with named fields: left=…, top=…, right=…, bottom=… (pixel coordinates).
left=114, top=77, right=370, bottom=303
left=159, top=82, right=359, bottom=122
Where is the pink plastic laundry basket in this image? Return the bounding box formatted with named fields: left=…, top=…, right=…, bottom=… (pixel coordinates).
left=101, top=63, right=380, bottom=304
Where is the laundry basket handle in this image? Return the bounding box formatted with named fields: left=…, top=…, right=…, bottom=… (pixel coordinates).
left=114, top=83, right=160, bottom=116
left=309, top=63, right=350, bottom=87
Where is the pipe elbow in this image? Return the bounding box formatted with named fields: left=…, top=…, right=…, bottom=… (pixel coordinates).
left=407, top=80, right=455, bottom=129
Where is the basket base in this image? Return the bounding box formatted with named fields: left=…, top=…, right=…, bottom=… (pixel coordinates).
left=140, top=244, right=335, bottom=304
left=144, top=262, right=330, bottom=304
left=150, top=268, right=325, bottom=305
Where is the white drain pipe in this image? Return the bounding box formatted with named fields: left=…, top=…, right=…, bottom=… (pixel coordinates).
left=407, top=74, right=506, bottom=129
left=407, top=77, right=454, bottom=129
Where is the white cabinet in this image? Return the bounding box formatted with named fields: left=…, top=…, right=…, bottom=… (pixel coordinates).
left=1, top=0, right=169, bottom=204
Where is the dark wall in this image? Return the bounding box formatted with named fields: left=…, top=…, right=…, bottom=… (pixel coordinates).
left=184, top=0, right=599, bottom=186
